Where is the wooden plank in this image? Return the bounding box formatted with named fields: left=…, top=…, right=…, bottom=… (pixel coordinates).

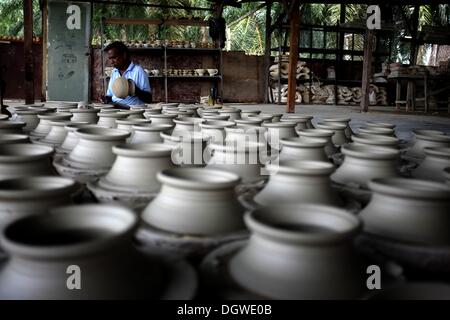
left=287, top=0, right=300, bottom=113
left=41, top=0, right=48, bottom=101
left=104, top=18, right=209, bottom=27
left=263, top=0, right=272, bottom=103
left=360, top=29, right=375, bottom=112
left=23, top=0, right=34, bottom=104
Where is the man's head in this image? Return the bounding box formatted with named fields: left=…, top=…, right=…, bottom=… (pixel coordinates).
left=103, top=41, right=130, bottom=70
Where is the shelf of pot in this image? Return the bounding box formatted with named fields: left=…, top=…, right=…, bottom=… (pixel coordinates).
left=166, top=75, right=222, bottom=80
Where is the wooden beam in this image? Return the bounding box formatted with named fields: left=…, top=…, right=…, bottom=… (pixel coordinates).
left=410, top=5, right=420, bottom=65
left=263, top=0, right=272, bottom=103
left=104, top=18, right=209, bottom=27
left=286, top=0, right=300, bottom=113
left=23, top=0, right=34, bottom=104
left=361, top=29, right=375, bottom=113
left=40, top=0, right=47, bottom=102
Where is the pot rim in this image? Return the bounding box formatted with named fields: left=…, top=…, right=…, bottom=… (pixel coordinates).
left=248, top=114, right=273, bottom=121
left=322, top=117, right=351, bottom=123
left=414, top=133, right=450, bottom=143
left=365, top=121, right=396, bottom=129
left=352, top=133, right=399, bottom=145
left=0, top=121, right=26, bottom=128
left=412, top=129, right=445, bottom=137
left=132, top=123, right=173, bottom=132
left=225, top=126, right=266, bottom=134
left=148, top=114, right=178, bottom=119
left=15, top=109, right=43, bottom=115
left=359, top=127, right=395, bottom=135
left=266, top=160, right=335, bottom=175
left=202, top=115, right=230, bottom=120
left=424, top=147, right=450, bottom=158
left=0, top=134, right=29, bottom=143
left=0, top=143, right=54, bottom=162
left=161, top=132, right=208, bottom=142
left=342, top=144, right=399, bottom=159
left=281, top=137, right=328, bottom=148
left=209, top=141, right=265, bottom=153
left=244, top=204, right=361, bottom=245
left=113, top=143, right=173, bottom=158
left=115, top=119, right=151, bottom=125
left=37, top=113, right=72, bottom=120
left=0, top=176, right=78, bottom=199
left=64, top=123, right=93, bottom=132
left=368, top=178, right=450, bottom=200
left=200, top=121, right=236, bottom=129
left=165, top=110, right=195, bottom=115
left=316, top=122, right=347, bottom=130
left=75, top=127, right=131, bottom=141
left=241, top=110, right=261, bottom=114
left=120, top=109, right=145, bottom=115
left=157, top=167, right=241, bottom=190
left=98, top=113, right=129, bottom=119
left=235, top=119, right=263, bottom=125
left=173, top=117, right=205, bottom=125
left=263, top=121, right=297, bottom=128
left=296, top=128, right=334, bottom=137
left=218, top=108, right=241, bottom=113
left=0, top=204, right=138, bottom=259
left=69, top=108, right=99, bottom=113
left=280, top=118, right=308, bottom=124
left=48, top=120, right=73, bottom=127
left=282, top=114, right=313, bottom=120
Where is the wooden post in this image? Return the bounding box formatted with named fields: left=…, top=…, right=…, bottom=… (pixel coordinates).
left=361, top=29, right=375, bottom=113
left=41, top=0, right=48, bottom=102
left=410, top=5, right=420, bottom=66
left=286, top=0, right=300, bottom=113
left=263, top=0, right=272, bottom=103
left=23, top=0, right=35, bottom=104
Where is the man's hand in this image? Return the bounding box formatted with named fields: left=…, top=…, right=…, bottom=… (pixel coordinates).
left=101, top=95, right=113, bottom=104
left=134, top=85, right=152, bottom=103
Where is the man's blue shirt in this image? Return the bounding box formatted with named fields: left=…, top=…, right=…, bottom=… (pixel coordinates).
left=107, top=62, right=151, bottom=106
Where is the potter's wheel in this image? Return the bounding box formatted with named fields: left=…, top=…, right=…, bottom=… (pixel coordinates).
left=87, top=179, right=158, bottom=212
left=136, top=223, right=249, bottom=260
left=53, top=155, right=110, bottom=184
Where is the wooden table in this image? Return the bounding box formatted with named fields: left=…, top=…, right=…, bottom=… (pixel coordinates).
left=388, top=73, right=426, bottom=112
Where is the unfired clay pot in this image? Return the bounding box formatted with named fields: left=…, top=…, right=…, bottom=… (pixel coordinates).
left=365, top=121, right=396, bottom=129
left=280, top=117, right=309, bottom=130
left=67, top=127, right=131, bottom=169
left=240, top=110, right=261, bottom=119
left=408, top=130, right=450, bottom=158
left=202, top=114, right=230, bottom=121
left=359, top=178, right=450, bottom=245
left=130, top=124, right=174, bottom=144
left=161, top=132, right=209, bottom=167
left=234, top=118, right=263, bottom=128
left=282, top=114, right=314, bottom=129
left=224, top=127, right=267, bottom=147
left=322, top=117, right=353, bottom=138
left=218, top=108, right=241, bottom=121
left=143, top=109, right=162, bottom=118
left=296, top=128, right=338, bottom=156
left=200, top=121, right=236, bottom=144
left=263, top=121, right=297, bottom=150
left=412, top=147, right=450, bottom=182
left=316, top=122, right=349, bottom=146
left=15, top=109, right=45, bottom=131
left=358, top=126, right=395, bottom=137
left=331, top=144, right=399, bottom=187
left=37, top=120, right=73, bottom=146
left=120, top=109, right=145, bottom=119
left=0, top=176, right=78, bottom=228
left=206, top=142, right=266, bottom=183
left=147, top=113, right=177, bottom=125
left=0, top=114, right=8, bottom=121
left=199, top=109, right=219, bottom=118
left=69, top=108, right=99, bottom=124
left=351, top=133, right=399, bottom=150
left=0, top=134, right=29, bottom=145
left=0, top=204, right=189, bottom=299
left=279, top=137, right=329, bottom=162
left=228, top=205, right=365, bottom=299
left=116, top=118, right=151, bottom=134
left=31, top=113, right=72, bottom=136
left=142, top=168, right=245, bottom=236
left=0, top=121, right=26, bottom=134
left=164, top=109, right=195, bottom=117
left=248, top=114, right=273, bottom=123
left=97, top=112, right=129, bottom=128
left=59, top=123, right=94, bottom=153
left=172, top=117, right=204, bottom=137
left=254, top=160, right=341, bottom=206
left=0, top=144, right=55, bottom=179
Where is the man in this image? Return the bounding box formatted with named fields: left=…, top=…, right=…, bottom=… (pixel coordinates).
left=102, top=41, right=152, bottom=106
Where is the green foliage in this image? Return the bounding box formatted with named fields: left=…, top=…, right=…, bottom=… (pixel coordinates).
left=0, top=0, right=41, bottom=36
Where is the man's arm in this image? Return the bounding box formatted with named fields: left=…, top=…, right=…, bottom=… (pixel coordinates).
left=135, top=86, right=152, bottom=103
left=133, top=66, right=152, bottom=103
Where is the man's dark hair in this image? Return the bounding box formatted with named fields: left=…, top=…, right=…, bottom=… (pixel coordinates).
left=103, top=41, right=129, bottom=57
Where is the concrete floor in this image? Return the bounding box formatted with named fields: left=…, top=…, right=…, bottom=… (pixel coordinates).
left=5, top=100, right=450, bottom=141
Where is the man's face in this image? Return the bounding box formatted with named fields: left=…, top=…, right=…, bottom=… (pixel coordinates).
left=107, top=48, right=126, bottom=70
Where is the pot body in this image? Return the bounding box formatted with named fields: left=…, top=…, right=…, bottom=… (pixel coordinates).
left=316, top=123, right=349, bottom=146
left=70, top=110, right=99, bottom=124
left=15, top=112, right=40, bottom=131
left=412, top=148, right=450, bottom=182
left=264, top=123, right=297, bottom=150
left=279, top=142, right=328, bottom=162
left=408, top=134, right=450, bottom=158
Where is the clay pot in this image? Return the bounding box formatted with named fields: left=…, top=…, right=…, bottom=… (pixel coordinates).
left=0, top=134, right=29, bottom=145
left=15, top=109, right=46, bottom=131
left=130, top=124, right=174, bottom=144
left=412, top=148, right=450, bottom=182
left=164, top=109, right=195, bottom=117
left=218, top=108, right=241, bottom=121
left=116, top=119, right=151, bottom=134
left=200, top=121, right=235, bottom=144
left=351, top=133, right=399, bottom=150
left=37, top=120, right=73, bottom=145
left=360, top=178, right=450, bottom=245
left=322, top=117, right=353, bottom=138
left=202, top=114, right=230, bottom=121
left=0, top=204, right=175, bottom=299
left=0, top=144, right=55, bottom=179
left=358, top=126, right=395, bottom=137
left=408, top=130, right=450, bottom=158
left=240, top=110, right=261, bottom=119
left=0, top=114, right=9, bottom=121
left=206, top=142, right=266, bottom=183
left=97, top=112, right=129, bottom=128
left=365, top=121, right=396, bottom=129
left=199, top=109, right=219, bottom=118
left=68, top=128, right=131, bottom=169
left=161, top=132, right=209, bottom=167
left=282, top=114, right=314, bottom=129
left=142, top=168, right=245, bottom=236
left=248, top=114, right=273, bottom=123
left=59, top=123, right=95, bottom=152
left=69, top=108, right=99, bottom=124
left=32, top=113, right=72, bottom=137
left=316, top=122, right=349, bottom=146
left=270, top=113, right=283, bottom=122
left=172, top=117, right=204, bottom=137
left=228, top=205, right=365, bottom=299
left=279, top=137, right=329, bottom=162
left=263, top=121, right=297, bottom=150
left=143, top=109, right=162, bottom=118
left=331, top=144, right=400, bottom=187
left=296, top=128, right=338, bottom=156
left=98, top=144, right=175, bottom=193
left=92, top=103, right=115, bottom=110
left=147, top=113, right=177, bottom=125
left=225, top=127, right=267, bottom=146
left=234, top=118, right=263, bottom=128
left=179, top=105, right=200, bottom=117
left=0, top=176, right=78, bottom=228
left=254, top=160, right=340, bottom=206
left=0, top=121, right=26, bottom=134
